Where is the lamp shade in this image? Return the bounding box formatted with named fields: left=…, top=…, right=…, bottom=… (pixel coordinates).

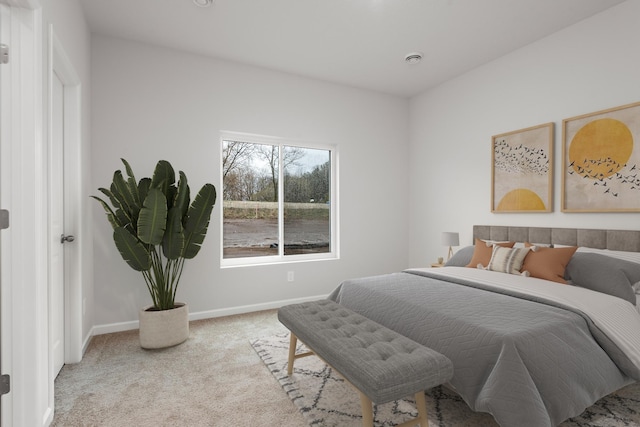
left=441, top=232, right=459, bottom=247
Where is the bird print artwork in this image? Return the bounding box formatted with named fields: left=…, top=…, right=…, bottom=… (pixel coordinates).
left=492, top=123, right=553, bottom=212
left=494, top=140, right=549, bottom=176
left=563, top=102, right=640, bottom=212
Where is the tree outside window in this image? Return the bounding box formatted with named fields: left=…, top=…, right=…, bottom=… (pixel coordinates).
left=222, top=138, right=334, bottom=262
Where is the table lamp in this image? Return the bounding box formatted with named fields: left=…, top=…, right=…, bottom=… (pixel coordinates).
left=441, top=232, right=459, bottom=261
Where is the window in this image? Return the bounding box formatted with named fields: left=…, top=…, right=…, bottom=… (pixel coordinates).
left=221, top=133, right=337, bottom=265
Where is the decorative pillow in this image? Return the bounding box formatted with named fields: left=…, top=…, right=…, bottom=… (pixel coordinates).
left=565, top=252, right=639, bottom=305
left=485, top=246, right=531, bottom=275
left=466, top=239, right=515, bottom=268
left=521, top=245, right=578, bottom=284
left=444, top=245, right=474, bottom=267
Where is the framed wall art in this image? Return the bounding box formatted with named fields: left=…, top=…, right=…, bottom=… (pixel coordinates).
left=492, top=123, right=554, bottom=213
left=562, top=101, right=640, bottom=212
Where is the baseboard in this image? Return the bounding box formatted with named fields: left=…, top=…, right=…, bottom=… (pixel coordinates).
left=91, top=294, right=329, bottom=336
left=81, top=329, right=94, bottom=356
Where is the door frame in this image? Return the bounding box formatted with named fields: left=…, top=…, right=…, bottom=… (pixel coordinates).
left=0, top=4, right=10, bottom=426
left=0, top=3, right=50, bottom=426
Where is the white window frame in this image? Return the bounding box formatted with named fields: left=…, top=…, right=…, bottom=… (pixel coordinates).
left=220, top=131, right=339, bottom=267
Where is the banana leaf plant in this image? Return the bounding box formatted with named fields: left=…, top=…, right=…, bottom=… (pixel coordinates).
left=92, top=159, right=216, bottom=310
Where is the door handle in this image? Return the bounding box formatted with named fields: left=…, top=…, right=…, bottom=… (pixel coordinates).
left=60, top=234, right=75, bottom=243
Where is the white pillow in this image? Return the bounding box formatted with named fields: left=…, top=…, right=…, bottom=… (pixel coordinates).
left=514, top=242, right=552, bottom=248
left=575, top=247, right=640, bottom=265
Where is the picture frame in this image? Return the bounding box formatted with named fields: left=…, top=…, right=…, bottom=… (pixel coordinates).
left=491, top=123, right=554, bottom=213
left=562, top=101, right=640, bottom=212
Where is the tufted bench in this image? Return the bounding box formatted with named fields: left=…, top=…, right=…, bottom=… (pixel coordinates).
left=278, top=299, right=453, bottom=427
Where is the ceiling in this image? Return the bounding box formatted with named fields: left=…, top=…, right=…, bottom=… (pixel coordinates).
left=80, top=0, right=626, bottom=98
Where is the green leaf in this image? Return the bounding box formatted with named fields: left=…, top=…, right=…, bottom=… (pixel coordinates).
left=121, top=158, right=137, bottom=183
left=109, top=184, right=134, bottom=225
left=163, top=207, right=185, bottom=260
left=166, top=185, right=177, bottom=211
left=151, top=160, right=175, bottom=195
left=121, top=159, right=141, bottom=208
left=183, top=226, right=207, bottom=259
left=113, top=227, right=151, bottom=271
left=138, top=188, right=167, bottom=245
left=90, top=195, right=121, bottom=229
left=182, top=184, right=216, bottom=259
left=112, top=170, right=136, bottom=214
left=174, top=171, right=190, bottom=218
left=98, top=187, right=120, bottom=211
left=138, top=178, right=151, bottom=205
left=114, top=209, right=130, bottom=228
left=185, top=184, right=216, bottom=233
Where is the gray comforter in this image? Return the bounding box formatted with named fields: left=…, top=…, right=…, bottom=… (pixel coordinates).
left=328, top=269, right=633, bottom=427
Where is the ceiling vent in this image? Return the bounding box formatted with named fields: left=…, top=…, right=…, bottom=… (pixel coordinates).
left=404, top=52, right=423, bottom=65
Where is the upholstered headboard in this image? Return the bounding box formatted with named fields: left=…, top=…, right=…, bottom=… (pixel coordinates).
left=473, top=225, right=640, bottom=252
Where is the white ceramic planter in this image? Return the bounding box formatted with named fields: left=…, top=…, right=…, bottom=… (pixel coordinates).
left=139, top=302, right=189, bottom=349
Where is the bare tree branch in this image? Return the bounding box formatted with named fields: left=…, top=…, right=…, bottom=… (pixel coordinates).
left=222, top=141, right=255, bottom=179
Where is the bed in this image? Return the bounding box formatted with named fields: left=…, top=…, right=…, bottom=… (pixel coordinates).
left=328, top=225, right=640, bottom=427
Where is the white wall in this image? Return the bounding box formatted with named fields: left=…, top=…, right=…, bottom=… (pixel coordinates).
left=91, top=36, right=410, bottom=329
left=409, top=0, right=640, bottom=266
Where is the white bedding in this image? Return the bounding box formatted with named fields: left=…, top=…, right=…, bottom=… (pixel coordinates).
left=409, top=266, right=640, bottom=371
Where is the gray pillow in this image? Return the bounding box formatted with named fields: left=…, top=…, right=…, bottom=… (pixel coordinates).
left=565, top=252, right=640, bottom=305
left=444, top=246, right=474, bottom=267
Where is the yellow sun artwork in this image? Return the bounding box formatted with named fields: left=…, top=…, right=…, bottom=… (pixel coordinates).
left=563, top=101, right=640, bottom=212
left=497, top=189, right=546, bottom=211
left=569, top=118, right=633, bottom=180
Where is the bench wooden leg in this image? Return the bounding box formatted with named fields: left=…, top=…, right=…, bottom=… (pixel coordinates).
left=287, top=333, right=297, bottom=375
left=285, top=332, right=316, bottom=376
left=386, top=391, right=430, bottom=427
left=415, top=391, right=429, bottom=427
left=359, top=390, right=430, bottom=427
left=359, top=392, right=374, bottom=427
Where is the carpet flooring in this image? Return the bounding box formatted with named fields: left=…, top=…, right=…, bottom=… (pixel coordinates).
left=52, top=309, right=307, bottom=426
left=53, top=309, right=640, bottom=426
left=251, top=333, right=640, bottom=427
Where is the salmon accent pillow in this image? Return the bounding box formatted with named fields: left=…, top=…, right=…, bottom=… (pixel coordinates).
left=522, top=244, right=578, bottom=284
left=466, top=239, right=515, bottom=268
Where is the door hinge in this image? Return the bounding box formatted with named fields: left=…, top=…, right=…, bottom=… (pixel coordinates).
left=0, top=210, right=8, bottom=230
left=0, top=374, right=9, bottom=396
left=1, top=44, right=8, bottom=64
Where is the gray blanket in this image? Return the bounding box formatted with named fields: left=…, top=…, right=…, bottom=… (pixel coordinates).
left=328, top=270, right=632, bottom=427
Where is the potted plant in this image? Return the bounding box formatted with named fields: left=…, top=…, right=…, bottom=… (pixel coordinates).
left=92, top=159, right=216, bottom=349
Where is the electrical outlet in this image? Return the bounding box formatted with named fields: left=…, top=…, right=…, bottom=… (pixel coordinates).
left=287, top=271, right=294, bottom=282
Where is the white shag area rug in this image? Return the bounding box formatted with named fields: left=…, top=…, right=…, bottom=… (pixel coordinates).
left=251, top=333, right=640, bottom=427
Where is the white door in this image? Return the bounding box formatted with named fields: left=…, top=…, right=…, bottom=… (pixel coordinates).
left=50, top=71, right=65, bottom=378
